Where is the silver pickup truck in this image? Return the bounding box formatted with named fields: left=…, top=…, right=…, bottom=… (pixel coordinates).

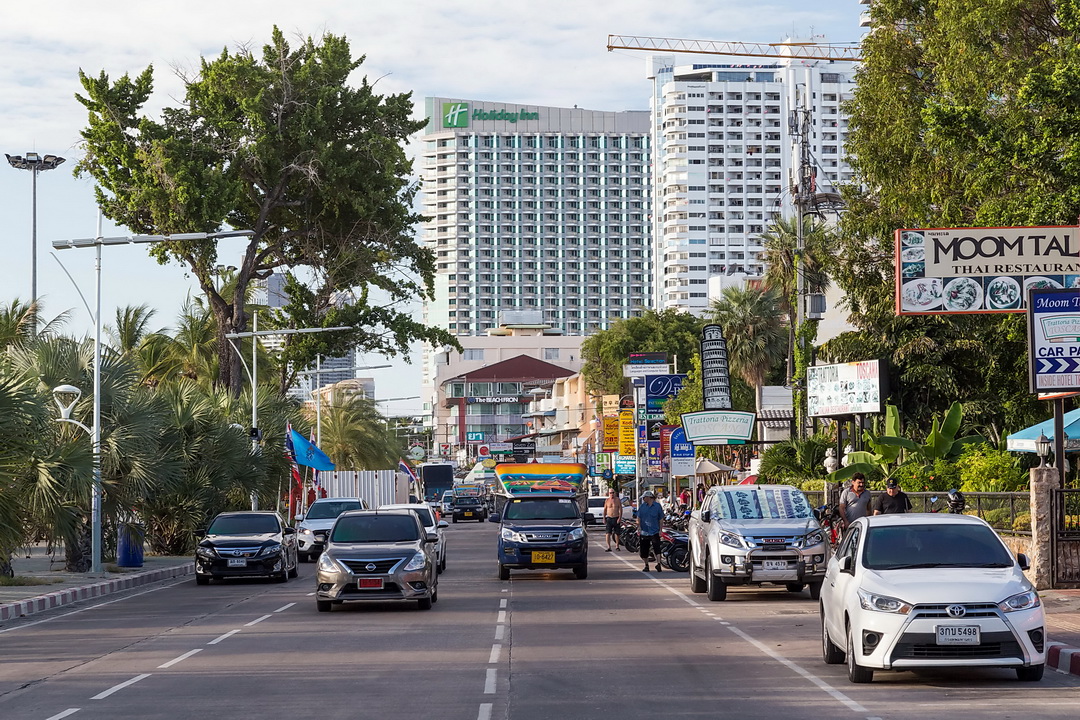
left=688, top=484, right=828, bottom=601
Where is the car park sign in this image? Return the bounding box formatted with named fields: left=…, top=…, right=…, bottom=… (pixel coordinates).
left=1027, top=287, right=1080, bottom=392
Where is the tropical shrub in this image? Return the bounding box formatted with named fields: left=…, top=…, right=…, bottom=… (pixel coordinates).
left=954, top=445, right=1028, bottom=492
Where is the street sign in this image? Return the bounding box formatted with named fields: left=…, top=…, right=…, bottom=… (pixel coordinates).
left=1028, top=287, right=1080, bottom=392
left=623, top=363, right=673, bottom=378
left=670, top=428, right=695, bottom=477
left=487, top=442, right=513, bottom=455
left=466, top=432, right=484, bottom=442
left=645, top=374, right=687, bottom=411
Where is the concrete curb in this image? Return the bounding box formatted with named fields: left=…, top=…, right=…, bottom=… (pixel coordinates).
left=1047, top=641, right=1080, bottom=676
left=0, top=563, right=193, bottom=622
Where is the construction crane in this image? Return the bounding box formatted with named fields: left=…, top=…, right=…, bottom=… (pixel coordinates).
left=606, top=35, right=862, bottom=62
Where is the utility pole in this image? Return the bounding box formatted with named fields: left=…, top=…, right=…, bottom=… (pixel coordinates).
left=790, top=90, right=814, bottom=440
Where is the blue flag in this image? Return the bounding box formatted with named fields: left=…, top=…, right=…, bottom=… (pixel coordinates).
left=289, top=429, right=336, bottom=471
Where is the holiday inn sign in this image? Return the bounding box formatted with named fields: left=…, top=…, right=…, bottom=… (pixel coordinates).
left=442, top=102, right=540, bottom=128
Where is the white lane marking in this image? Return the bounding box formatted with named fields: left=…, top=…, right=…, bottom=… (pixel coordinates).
left=45, top=710, right=80, bottom=720
left=0, top=578, right=188, bottom=635
left=719, top=621, right=730, bottom=625
left=500, top=588, right=508, bottom=593
left=90, top=673, right=151, bottom=700
left=496, top=610, right=507, bottom=623
left=494, top=625, right=505, bottom=640
left=274, top=603, right=295, bottom=612
left=245, top=614, right=271, bottom=627
left=208, top=629, right=240, bottom=645
left=306, top=592, right=315, bottom=596
left=477, top=703, right=493, bottom=720
left=488, top=644, right=502, bottom=663
left=726, top=625, right=867, bottom=714
left=484, top=668, right=497, bottom=694
left=499, top=599, right=507, bottom=609
left=157, top=648, right=202, bottom=668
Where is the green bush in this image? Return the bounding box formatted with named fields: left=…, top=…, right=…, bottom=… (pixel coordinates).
left=981, top=507, right=1011, bottom=530
left=1012, top=513, right=1031, bottom=532
left=889, top=459, right=960, bottom=492
left=955, top=445, right=1028, bottom=492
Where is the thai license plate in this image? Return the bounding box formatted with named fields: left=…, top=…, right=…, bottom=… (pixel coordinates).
left=937, top=625, right=980, bottom=645
left=358, top=578, right=384, bottom=590
left=227, top=558, right=247, bottom=567
left=763, top=559, right=787, bottom=570
left=465, top=512, right=473, bottom=517
left=532, top=551, right=555, bottom=563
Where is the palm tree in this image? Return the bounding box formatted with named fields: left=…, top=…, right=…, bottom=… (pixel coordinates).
left=0, top=299, right=70, bottom=351
left=707, top=286, right=787, bottom=411
left=318, top=391, right=403, bottom=471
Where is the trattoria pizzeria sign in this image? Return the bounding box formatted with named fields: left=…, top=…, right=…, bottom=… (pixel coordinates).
left=896, top=225, right=1080, bottom=315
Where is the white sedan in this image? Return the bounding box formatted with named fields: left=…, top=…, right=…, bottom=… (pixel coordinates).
left=820, top=514, right=1045, bottom=683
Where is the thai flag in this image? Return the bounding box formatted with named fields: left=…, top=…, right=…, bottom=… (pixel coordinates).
left=398, top=459, right=419, bottom=485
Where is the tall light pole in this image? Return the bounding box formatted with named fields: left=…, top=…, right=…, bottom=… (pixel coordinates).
left=7, top=152, right=65, bottom=323
left=52, top=223, right=254, bottom=573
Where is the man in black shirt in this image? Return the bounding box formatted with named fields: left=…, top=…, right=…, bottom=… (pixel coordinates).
left=872, top=479, right=912, bottom=514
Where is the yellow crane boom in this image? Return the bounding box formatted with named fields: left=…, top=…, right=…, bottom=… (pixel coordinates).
left=606, top=34, right=862, bottom=62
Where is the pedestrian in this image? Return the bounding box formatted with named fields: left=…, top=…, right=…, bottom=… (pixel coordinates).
left=696, top=482, right=706, bottom=504
left=872, top=479, right=912, bottom=515
left=839, top=472, right=872, bottom=529
left=678, top=486, right=691, bottom=509
left=602, top=488, right=623, bottom=551
left=637, top=490, right=665, bottom=572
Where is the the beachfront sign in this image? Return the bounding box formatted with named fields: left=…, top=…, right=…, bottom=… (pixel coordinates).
left=896, top=225, right=1080, bottom=315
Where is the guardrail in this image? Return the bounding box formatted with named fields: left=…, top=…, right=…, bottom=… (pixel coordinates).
left=802, top=490, right=1030, bottom=535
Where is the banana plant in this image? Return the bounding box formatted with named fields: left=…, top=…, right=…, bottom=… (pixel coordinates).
left=875, top=401, right=986, bottom=465
left=829, top=404, right=906, bottom=483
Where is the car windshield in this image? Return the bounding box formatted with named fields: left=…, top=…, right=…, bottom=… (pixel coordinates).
left=862, top=524, right=1014, bottom=570
left=456, top=498, right=480, bottom=506
left=588, top=498, right=606, bottom=509
left=305, top=500, right=363, bottom=520
left=504, top=499, right=579, bottom=520
left=207, top=514, right=279, bottom=535
left=331, top=515, right=420, bottom=543
left=715, top=487, right=813, bottom=520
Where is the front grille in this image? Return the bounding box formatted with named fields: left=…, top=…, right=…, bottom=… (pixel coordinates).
left=891, top=631, right=1022, bottom=661
left=522, top=531, right=567, bottom=543
left=214, top=546, right=262, bottom=558
left=911, top=603, right=1000, bottom=619
left=339, top=558, right=402, bottom=574
left=339, top=582, right=402, bottom=596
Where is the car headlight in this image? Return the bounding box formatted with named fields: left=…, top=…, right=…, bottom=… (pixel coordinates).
left=260, top=543, right=283, bottom=556
left=299, top=527, right=313, bottom=536
left=567, top=528, right=585, bottom=541
left=402, top=552, right=427, bottom=572
left=999, top=589, right=1041, bottom=613
left=501, top=528, right=526, bottom=543
left=719, top=532, right=743, bottom=548
left=196, top=546, right=216, bottom=558
left=316, top=553, right=340, bottom=572
left=857, top=588, right=912, bottom=614
left=801, top=530, right=825, bottom=547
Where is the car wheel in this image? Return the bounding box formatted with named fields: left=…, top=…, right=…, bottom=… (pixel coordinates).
left=274, top=569, right=288, bottom=583
left=195, top=574, right=210, bottom=586
left=808, top=581, right=823, bottom=601
left=432, top=586, right=439, bottom=604
left=417, top=595, right=433, bottom=610
left=1016, top=664, right=1044, bottom=681
left=498, top=564, right=511, bottom=581
left=440, top=555, right=446, bottom=573
left=574, top=565, right=588, bottom=579
left=689, top=551, right=707, bottom=594
left=846, top=626, right=873, bottom=683
left=821, top=606, right=845, bottom=664
left=706, top=556, right=726, bottom=601
left=316, top=600, right=332, bottom=612
left=786, top=582, right=805, bottom=593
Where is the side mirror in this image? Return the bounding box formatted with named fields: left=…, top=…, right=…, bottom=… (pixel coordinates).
left=282, top=527, right=296, bottom=535
left=701, top=510, right=712, bottom=523
left=194, top=528, right=206, bottom=536
left=294, top=513, right=305, bottom=522
left=1017, top=553, right=1030, bottom=571
left=489, top=514, right=501, bottom=523
left=424, top=533, right=439, bottom=544
left=839, top=556, right=854, bottom=574
left=437, top=520, right=449, bottom=529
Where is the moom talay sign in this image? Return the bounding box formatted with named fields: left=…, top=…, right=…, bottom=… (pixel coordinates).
left=896, top=225, right=1080, bottom=315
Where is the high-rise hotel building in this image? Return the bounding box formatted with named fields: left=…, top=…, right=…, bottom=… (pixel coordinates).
left=418, top=97, right=652, bottom=345
left=648, top=55, right=857, bottom=313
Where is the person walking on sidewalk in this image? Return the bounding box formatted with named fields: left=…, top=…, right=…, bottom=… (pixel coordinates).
left=638, top=490, right=665, bottom=572
left=872, top=479, right=912, bottom=515
left=839, top=472, right=872, bottom=530
left=603, top=488, right=623, bottom=551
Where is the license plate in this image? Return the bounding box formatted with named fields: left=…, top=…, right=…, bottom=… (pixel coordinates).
left=763, top=559, right=787, bottom=570
left=532, top=551, right=555, bottom=563
left=465, top=512, right=473, bottom=517
left=937, top=625, right=980, bottom=645
left=227, top=558, right=247, bottom=567
left=358, top=578, right=384, bottom=590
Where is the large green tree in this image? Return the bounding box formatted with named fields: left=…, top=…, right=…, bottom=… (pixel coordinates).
left=75, top=28, right=456, bottom=396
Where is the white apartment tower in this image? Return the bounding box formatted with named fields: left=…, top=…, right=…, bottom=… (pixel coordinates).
left=648, top=55, right=857, bottom=313
left=419, top=97, right=652, bottom=348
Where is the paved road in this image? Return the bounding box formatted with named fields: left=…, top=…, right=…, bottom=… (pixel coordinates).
left=1, top=522, right=1078, bottom=720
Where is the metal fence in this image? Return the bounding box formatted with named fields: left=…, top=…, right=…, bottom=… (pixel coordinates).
left=802, top=490, right=1030, bottom=535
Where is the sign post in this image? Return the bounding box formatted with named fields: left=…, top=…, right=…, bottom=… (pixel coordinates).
left=1027, top=287, right=1080, bottom=487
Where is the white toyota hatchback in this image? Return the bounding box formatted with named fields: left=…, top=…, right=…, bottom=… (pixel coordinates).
left=820, top=514, right=1045, bottom=683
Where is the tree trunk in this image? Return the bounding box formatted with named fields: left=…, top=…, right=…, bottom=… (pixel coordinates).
left=0, top=553, right=13, bottom=578
left=65, top=522, right=92, bottom=572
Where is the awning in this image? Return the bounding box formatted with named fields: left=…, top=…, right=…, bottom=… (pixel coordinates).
left=695, top=457, right=736, bottom=474
left=1005, top=409, right=1080, bottom=453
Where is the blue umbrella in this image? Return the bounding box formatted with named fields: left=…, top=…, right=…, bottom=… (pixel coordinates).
left=1005, top=409, right=1080, bottom=453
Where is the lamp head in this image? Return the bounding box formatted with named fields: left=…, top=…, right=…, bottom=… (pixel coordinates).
left=1035, top=431, right=1052, bottom=467
left=52, top=384, right=83, bottom=419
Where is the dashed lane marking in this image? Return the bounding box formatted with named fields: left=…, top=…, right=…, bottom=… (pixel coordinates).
left=488, top=644, right=502, bottom=663
left=274, top=603, right=295, bottom=612
left=157, top=649, right=202, bottom=669
left=244, top=614, right=271, bottom=627
left=494, top=625, right=505, bottom=640
left=45, top=710, right=80, bottom=720
left=496, top=610, right=506, bottom=623
left=477, top=703, right=493, bottom=720
left=208, top=629, right=240, bottom=645
left=90, top=674, right=151, bottom=700
left=483, top=668, right=497, bottom=694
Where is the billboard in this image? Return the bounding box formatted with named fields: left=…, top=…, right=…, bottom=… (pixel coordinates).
left=618, top=410, right=636, bottom=456
left=1027, top=288, right=1080, bottom=393
left=645, top=374, right=687, bottom=411
left=896, top=226, right=1080, bottom=315
left=602, top=416, right=619, bottom=451
left=806, top=360, right=887, bottom=417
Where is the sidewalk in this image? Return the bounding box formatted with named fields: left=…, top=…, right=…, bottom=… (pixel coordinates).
left=0, top=544, right=192, bottom=623
left=1043, top=588, right=1080, bottom=676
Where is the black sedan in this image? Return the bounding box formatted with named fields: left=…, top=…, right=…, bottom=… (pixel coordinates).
left=451, top=496, right=487, bottom=523
left=194, top=511, right=299, bottom=584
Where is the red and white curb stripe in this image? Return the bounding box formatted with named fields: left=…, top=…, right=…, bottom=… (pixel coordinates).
left=0, top=564, right=193, bottom=621
left=1047, top=641, right=1080, bottom=676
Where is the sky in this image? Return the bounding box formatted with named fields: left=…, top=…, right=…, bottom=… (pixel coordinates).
left=0, top=1, right=863, bottom=417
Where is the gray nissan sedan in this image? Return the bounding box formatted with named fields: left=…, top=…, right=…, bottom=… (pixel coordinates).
left=315, top=509, right=439, bottom=611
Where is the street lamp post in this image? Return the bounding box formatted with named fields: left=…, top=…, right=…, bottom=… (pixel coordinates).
left=52, top=224, right=254, bottom=573
left=7, top=152, right=65, bottom=323
left=1036, top=431, right=1051, bottom=469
